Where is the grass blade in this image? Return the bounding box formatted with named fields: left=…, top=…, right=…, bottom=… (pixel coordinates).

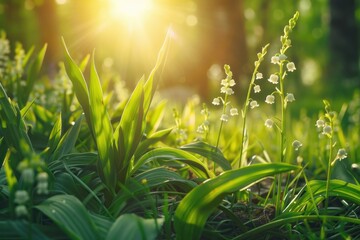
left=46, top=113, right=62, bottom=157
left=233, top=214, right=360, bottom=240
left=174, top=163, right=299, bottom=240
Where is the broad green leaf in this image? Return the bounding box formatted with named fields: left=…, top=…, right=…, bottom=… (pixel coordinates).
left=109, top=167, right=196, bottom=216
left=0, top=82, right=33, bottom=168
left=287, top=179, right=360, bottom=213
left=132, top=147, right=213, bottom=178
left=180, top=141, right=231, bottom=171
left=89, top=53, right=114, bottom=191
left=48, top=152, right=97, bottom=172
left=145, top=100, right=167, bottom=135
left=0, top=220, right=51, bottom=240
left=174, top=163, right=299, bottom=240
left=35, top=195, right=101, bottom=240
left=90, top=213, right=113, bottom=238
left=19, top=43, right=47, bottom=107
left=143, top=29, right=171, bottom=115
left=106, top=214, right=164, bottom=240
left=114, top=78, right=145, bottom=182
left=62, top=38, right=92, bottom=130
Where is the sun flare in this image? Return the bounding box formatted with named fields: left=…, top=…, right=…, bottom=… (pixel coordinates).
left=109, top=0, right=153, bottom=21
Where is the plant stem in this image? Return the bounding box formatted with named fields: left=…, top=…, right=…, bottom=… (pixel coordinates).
left=215, top=94, right=229, bottom=174
left=238, top=44, right=269, bottom=168
left=276, top=62, right=286, bottom=216
left=322, top=118, right=334, bottom=238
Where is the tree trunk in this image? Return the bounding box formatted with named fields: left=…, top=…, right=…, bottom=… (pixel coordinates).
left=34, top=0, right=60, bottom=76
left=329, top=0, right=359, bottom=87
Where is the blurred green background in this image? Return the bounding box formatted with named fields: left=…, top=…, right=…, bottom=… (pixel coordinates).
left=0, top=0, right=359, bottom=107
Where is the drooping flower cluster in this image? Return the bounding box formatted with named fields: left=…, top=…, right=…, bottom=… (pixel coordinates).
left=263, top=11, right=299, bottom=129
left=197, top=104, right=210, bottom=137
left=317, top=100, right=348, bottom=166
left=212, top=64, right=238, bottom=122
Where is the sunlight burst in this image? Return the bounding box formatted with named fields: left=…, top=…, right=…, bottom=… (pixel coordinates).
left=109, top=0, right=153, bottom=21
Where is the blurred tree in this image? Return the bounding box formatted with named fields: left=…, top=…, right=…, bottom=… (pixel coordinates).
left=160, top=0, right=247, bottom=100
left=195, top=0, right=248, bottom=98
left=329, top=0, right=359, bottom=87
left=0, top=0, right=33, bottom=45
left=34, top=0, right=60, bottom=76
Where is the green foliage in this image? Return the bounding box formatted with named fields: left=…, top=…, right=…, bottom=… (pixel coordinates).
left=62, top=31, right=171, bottom=193
left=106, top=214, right=164, bottom=240
left=0, top=9, right=359, bottom=240
left=174, top=163, right=298, bottom=240
left=35, top=195, right=101, bottom=240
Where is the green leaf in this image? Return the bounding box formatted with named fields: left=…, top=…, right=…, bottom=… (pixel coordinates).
left=89, top=52, right=115, bottom=190
left=133, top=167, right=197, bottom=191
left=106, top=214, right=164, bottom=240
left=143, top=29, right=171, bottom=115
left=4, top=150, right=17, bottom=191
left=35, top=195, right=101, bottom=240
left=180, top=141, right=231, bottom=171
left=62, top=38, right=92, bottom=130
left=109, top=167, right=195, bottom=216
left=114, top=78, right=145, bottom=182
left=145, top=100, right=167, bottom=135
left=132, top=147, right=213, bottom=178
left=174, top=163, right=299, bottom=240
left=134, top=127, right=173, bottom=160
left=46, top=113, right=62, bottom=157
left=19, top=43, right=47, bottom=107
left=48, top=152, right=97, bottom=172
left=50, top=114, right=84, bottom=161
left=233, top=214, right=360, bottom=240
left=287, top=179, right=360, bottom=213
left=0, top=82, right=33, bottom=168
left=0, top=220, right=51, bottom=240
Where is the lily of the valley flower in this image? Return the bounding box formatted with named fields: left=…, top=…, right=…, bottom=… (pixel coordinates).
left=265, top=119, right=274, bottom=128
left=230, top=107, right=239, bottom=116
left=212, top=97, right=220, bottom=105
left=268, top=74, right=279, bottom=84
left=285, top=93, right=295, bottom=102
left=265, top=95, right=275, bottom=104
left=292, top=140, right=303, bottom=151
left=254, top=85, right=261, bottom=93
left=250, top=100, right=259, bottom=109
left=336, top=148, right=348, bottom=160
left=256, top=72, right=263, bottom=79
left=287, top=62, right=296, bottom=72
